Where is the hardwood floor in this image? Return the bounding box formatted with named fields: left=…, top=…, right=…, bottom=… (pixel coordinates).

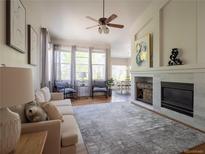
left=72, top=90, right=130, bottom=106
left=72, top=96, right=111, bottom=106
left=181, top=143, right=205, bottom=154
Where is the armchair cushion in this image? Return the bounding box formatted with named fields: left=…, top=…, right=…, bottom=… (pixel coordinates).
left=93, top=87, right=107, bottom=92
left=93, top=80, right=107, bottom=88
left=58, top=88, right=76, bottom=94
left=55, top=80, right=71, bottom=90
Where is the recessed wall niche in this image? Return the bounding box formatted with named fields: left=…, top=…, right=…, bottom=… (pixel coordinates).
left=160, top=0, right=197, bottom=67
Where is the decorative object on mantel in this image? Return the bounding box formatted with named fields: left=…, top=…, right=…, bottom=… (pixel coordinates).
left=28, top=25, right=38, bottom=66
left=168, top=48, right=183, bottom=66
left=0, top=67, right=34, bottom=154
left=135, top=34, right=151, bottom=67
left=6, top=0, right=26, bottom=53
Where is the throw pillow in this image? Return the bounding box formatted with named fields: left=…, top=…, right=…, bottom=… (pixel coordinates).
left=42, top=103, right=64, bottom=122
left=25, top=102, right=48, bottom=122
left=41, top=87, right=51, bottom=102
left=35, top=90, right=45, bottom=103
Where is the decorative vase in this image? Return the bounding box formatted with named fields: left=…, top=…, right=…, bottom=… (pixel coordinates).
left=0, top=107, right=21, bottom=154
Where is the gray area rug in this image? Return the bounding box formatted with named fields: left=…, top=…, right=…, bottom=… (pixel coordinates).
left=73, top=102, right=205, bottom=154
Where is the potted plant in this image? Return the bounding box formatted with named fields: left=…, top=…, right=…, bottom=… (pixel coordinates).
left=106, top=78, right=115, bottom=96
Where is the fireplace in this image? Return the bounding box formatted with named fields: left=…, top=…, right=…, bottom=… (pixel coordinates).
left=161, top=82, right=194, bottom=117
left=136, top=77, right=153, bottom=105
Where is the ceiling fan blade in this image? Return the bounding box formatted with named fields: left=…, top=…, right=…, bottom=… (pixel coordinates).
left=86, top=16, right=99, bottom=23
left=86, top=25, right=99, bottom=29
left=107, top=23, right=124, bottom=29
left=106, top=14, right=118, bottom=23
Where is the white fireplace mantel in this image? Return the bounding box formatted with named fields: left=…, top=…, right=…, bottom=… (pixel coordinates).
left=131, top=68, right=205, bottom=131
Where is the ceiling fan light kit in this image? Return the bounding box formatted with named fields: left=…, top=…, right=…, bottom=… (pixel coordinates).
left=86, top=0, right=124, bottom=34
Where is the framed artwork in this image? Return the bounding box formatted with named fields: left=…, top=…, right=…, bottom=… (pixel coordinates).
left=135, top=34, right=151, bottom=67
left=6, top=0, right=26, bottom=53
left=27, top=25, right=38, bottom=66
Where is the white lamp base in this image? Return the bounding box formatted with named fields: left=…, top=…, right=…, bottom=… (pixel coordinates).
left=0, top=107, right=21, bottom=154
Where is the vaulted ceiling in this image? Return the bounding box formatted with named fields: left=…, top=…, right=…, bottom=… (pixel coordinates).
left=29, top=0, right=151, bottom=58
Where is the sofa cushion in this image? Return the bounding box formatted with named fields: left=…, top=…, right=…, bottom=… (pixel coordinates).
left=50, top=99, right=72, bottom=106
left=57, top=106, right=74, bottom=115
left=41, top=87, right=51, bottom=102
left=61, top=115, right=78, bottom=147
left=35, top=90, right=45, bottom=103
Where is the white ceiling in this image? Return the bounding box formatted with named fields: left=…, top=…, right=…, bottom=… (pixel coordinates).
left=29, top=0, right=151, bottom=58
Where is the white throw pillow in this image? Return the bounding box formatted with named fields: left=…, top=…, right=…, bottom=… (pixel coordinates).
left=35, top=90, right=45, bottom=103
left=41, top=87, right=51, bottom=102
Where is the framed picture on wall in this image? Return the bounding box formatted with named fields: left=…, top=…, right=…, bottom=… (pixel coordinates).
left=27, top=25, right=38, bottom=66
left=6, top=0, right=26, bottom=53
left=134, top=34, right=151, bottom=68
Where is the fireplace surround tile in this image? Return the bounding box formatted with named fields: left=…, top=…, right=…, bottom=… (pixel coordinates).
left=131, top=71, right=205, bottom=131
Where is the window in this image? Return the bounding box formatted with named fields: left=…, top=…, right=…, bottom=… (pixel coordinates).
left=112, top=65, right=128, bottom=81
left=92, top=52, right=106, bottom=80
left=76, top=51, right=89, bottom=80
left=55, top=48, right=71, bottom=80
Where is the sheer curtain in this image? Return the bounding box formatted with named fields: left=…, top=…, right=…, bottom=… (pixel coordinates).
left=71, top=45, right=76, bottom=88
left=105, top=48, right=110, bottom=80
left=88, top=47, right=93, bottom=95
left=53, top=45, right=72, bottom=84
left=41, top=28, right=51, bottom=88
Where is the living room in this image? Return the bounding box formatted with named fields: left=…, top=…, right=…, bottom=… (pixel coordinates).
left=0, top=0, right=205, bottom=154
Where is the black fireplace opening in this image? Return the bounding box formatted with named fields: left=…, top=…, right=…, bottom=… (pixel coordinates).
left=161, top=82, right=194, bottom=117
left=136, top=77, right=153, bottom=105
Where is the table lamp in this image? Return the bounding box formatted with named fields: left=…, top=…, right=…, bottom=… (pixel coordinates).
left=79, top=72, right=87, bottom=86
left=0, top=67, right=34, bottom=154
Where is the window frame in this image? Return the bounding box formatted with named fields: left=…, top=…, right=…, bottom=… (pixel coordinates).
left=55, top=49, right=71, bottom=81
left=91, top=51, right=106, bottom=80
left=75, top=50, right=89, bottom=81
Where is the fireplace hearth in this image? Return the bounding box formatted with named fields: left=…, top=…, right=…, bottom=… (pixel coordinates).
left=161, top=82, right=194, bottom=117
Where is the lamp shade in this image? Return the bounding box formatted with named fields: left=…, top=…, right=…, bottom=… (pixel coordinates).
left=79, top=72, right=87, bottom=78
left=0, top=67, right=34, bottom=108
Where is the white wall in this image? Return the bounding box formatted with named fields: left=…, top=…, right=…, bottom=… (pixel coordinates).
left=0, top=0, right=42, bottom=89
left=130, top=0, right=205, bottom=71
left=130, top=0, right=205, bottom=130
left=111, top=58, right=130, bottom=66
left=161, top=0, right=197, bottom=66
left=197, top=1, right=205, bottom=65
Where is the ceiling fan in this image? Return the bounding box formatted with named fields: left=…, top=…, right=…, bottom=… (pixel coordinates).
left=86, top=0, right=124, bottom=34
